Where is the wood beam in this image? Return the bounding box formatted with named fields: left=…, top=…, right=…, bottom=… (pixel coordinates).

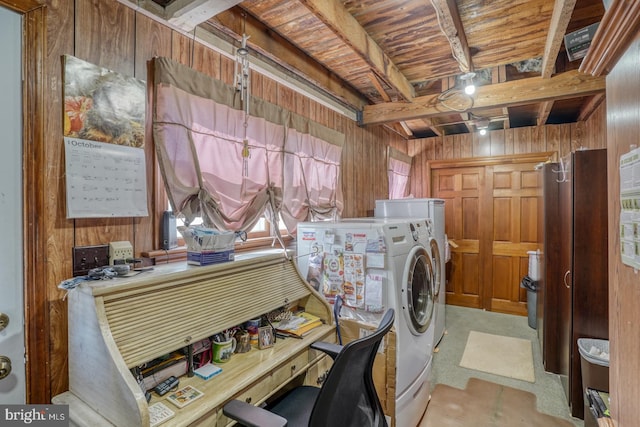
left=299, top=0, right=415, bottom=101
left=361, top=70, right=606, bottom=125
left=502, top=108, right=510, bottom=129
left=577, top=93, right=605, bottom=121
left=369, top=72, right=414, bottom=137
left=167, top=0, right=243, bottom=31
left=208, top=10, right=365, bottom=109
left=537, top=101, right=554, bottom=126
left=431, top=0, right=473, bottom=73
left=368, top=72, right=392, bottom=102
left=541, top=0, right=578, bottom=78
left=422, top=118, right=442, bottom=136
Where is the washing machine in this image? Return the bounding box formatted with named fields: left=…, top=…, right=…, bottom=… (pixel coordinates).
left=375, top=199, right=447, bottom=344
left=295, top=218, right=434, bottom=427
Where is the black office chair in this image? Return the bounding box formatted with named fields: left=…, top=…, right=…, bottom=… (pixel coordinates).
left=223, top=309, right=395, bottom=427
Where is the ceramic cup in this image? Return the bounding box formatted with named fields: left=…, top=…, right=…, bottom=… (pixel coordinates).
left=245, top=318, right=261, bottom=346
left=212, top=338, right=237, bottom=363
left=234, top=331, right=251, bottom=353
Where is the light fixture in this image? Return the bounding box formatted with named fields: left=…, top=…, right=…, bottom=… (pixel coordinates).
left=461, top=72, right=476, bottom=95
left=474, top=117, right=490, bottom=135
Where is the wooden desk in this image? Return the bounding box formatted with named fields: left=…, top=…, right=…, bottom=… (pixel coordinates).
left=53, top=254, right=334, bottom=426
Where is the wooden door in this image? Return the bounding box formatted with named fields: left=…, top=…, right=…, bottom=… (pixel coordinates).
left=431, top=154, right=549, bottom=314
left=432, top=166, right=485, bottom=309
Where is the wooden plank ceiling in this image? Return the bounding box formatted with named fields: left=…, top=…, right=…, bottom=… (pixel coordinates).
left=144, top=0, right=606, bottom=138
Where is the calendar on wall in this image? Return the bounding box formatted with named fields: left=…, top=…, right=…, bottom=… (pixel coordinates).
left=64, top=137, right=148, bottom=218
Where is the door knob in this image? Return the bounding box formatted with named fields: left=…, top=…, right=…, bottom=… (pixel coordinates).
left=0, top=356, right=11, bottom=380
left=0, top=312, right=8, bottom=331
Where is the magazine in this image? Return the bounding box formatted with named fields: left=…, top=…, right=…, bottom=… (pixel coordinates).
left=273, top=311, right=322, bottom=337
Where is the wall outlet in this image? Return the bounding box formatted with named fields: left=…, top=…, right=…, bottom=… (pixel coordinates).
left=109, top=241, right=133, bottom=265
left=73, top=244, right=109, bottom=277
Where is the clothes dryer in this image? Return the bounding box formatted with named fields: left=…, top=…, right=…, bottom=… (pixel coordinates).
left=295, top=218, right=434, bottom=427
left=375, top=199, right=447, bottom=344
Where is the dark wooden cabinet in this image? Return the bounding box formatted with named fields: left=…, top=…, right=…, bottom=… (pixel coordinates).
left=537, top=149, right=609, bottom=419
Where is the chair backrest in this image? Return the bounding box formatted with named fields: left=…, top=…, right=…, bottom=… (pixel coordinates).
left=309, top=309, right=394, bottom=427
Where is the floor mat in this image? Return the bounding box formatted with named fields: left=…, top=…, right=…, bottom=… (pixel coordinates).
left=459, top=330, right=535, bottom=382
left=420, top=378, right=574, bottom=427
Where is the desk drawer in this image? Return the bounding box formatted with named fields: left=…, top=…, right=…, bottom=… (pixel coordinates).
left=304, top=354, right=333, bottom=387
left=272, top=350, right=309, bottom=385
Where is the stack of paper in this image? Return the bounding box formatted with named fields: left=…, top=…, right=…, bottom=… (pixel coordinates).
left=274, top=312, right=322, bottom=337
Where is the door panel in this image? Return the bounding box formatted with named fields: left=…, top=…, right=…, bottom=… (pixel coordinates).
left=433, top=167, right=483, bottom=309
left=432, top=158, right=543, bottom=315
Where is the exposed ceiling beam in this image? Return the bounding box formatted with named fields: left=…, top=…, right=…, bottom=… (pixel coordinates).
left=207, top=9, right=366, bottom=109
left=577, top=93, right=605, bottom=121
left=368, top=72, right=392, bottom=102
left=460, top=112, right=474, bottom=133
left=537, top=101, right=554, bottom=125
left=431, top=0, right=473, bottom=73
left=502, top=108, right=510, bottom=129
left=166, top=0, right=243, bottom=31
left=541, top=0, right=578, bottom=78
left=361, top=70, right=606, bottom=125
left=368, top=72, right=414, bottom=137
left=422, top=118, right=442, bottom=136
left=298, top=0, right=416, bottom=101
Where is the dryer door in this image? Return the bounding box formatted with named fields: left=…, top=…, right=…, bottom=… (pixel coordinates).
left=429, top=237, right=442, bottom=298
left=403, top=246, right=435, bottom=334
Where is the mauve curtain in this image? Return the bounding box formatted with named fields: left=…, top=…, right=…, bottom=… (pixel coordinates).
left=153, top=57, right=286, bottom=232
left=388, top=147, right=412, bottom=199
left=152, top=57, right=343, bottom=234
left=282, top=114, right=344, bottom=232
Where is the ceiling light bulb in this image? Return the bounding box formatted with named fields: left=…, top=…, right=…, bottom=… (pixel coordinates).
left=464, top=83, right=476, bottom=95
left=479, top=128, right=487, bottom=136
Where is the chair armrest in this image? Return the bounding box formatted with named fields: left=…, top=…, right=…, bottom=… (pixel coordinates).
left=310, top=341, right=343, bottom=360
left=223, top=400, right=287, bottom=427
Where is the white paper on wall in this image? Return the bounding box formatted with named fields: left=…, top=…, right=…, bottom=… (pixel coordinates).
left=64, top=137, right=148, bottom=218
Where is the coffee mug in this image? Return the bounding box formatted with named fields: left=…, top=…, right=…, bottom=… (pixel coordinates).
left=234, top=331, right=251, bottom=354
left=212, top=338, right=237, bottom=363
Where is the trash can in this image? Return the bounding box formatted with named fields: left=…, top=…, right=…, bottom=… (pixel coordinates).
left=578, top=338, right=609, bottom=427
left=520, top=275, right=538, bottom=329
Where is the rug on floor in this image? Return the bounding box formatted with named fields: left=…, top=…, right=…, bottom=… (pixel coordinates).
left=420, top=377, right=574, bottom=427
left=459, top=330, right=535, bottom=382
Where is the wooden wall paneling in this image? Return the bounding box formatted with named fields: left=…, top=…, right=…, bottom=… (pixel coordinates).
left=72, top=0, right=136, bottom=247
left=514, top=127, right=531, bottom=154
left=490, top=129, right=505, bottom=156
left=74, top=0, right=135, bottom=75
left=531, top=125, right=545, bottom=153
left=171, top=31, right=193, bottom=65
left=295, top=90, right=310, bottom=119
left=545, top=124, right=561, bottom=155
left=442, top=135, right=453, bottom=159
left=460, top=133, right=472, bottom=158
left=191, top=40, right=221, bottom=79
left=44, top=0, right=76, bottom=400
left=475, top=132, right=491, bottom=157
left=569, top=121, right=583, bottom=152
left=220, top=55, right=235, bottom=86
left=606, top=32, right=640, bottom=427
left=134, top=13, right=172, bottom=254
left=504, top=128, right=515, bottom=155
left=340, top=119, right=353, bottom=218
left=432, top=135, right=443, bottom=160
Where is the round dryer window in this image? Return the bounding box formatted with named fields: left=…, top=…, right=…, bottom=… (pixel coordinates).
left=403, top=246, right=435, bottom=334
